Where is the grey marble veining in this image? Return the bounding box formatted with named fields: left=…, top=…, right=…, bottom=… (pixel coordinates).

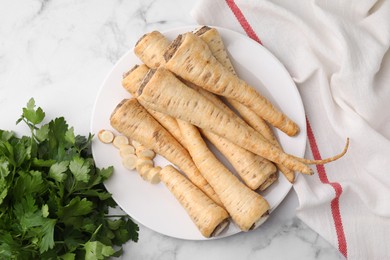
left=0, top=0, right=344, bottom=259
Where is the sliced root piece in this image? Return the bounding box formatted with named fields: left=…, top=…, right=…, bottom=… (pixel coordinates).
left=138, top=164, right=154, bottom=180
left=113, top=135, right=129, bottom=149
left=136, top=145, right=156, bottom=159
left=122, top=154, right=138, bottom=170
left=98, top=129, right=115, bottom=144
left=145, top=166, right=161, bottom=184
left=136, top=158, right=154, bottom=173
left=131, top=140, right=142, bottom=149
left=119, top=144, right=135, bottom=157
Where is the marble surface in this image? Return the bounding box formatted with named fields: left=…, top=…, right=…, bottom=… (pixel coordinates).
left=0, top=0, right=343, bottom=259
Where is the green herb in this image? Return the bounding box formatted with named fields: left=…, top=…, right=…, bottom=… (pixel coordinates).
left=0, top=98, right=138, bottom=259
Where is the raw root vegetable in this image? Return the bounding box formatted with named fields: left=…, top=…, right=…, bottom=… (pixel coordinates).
left=137, top=68, right=349, bottom=174
left=191, top=83, right=244, bottom=124
left=122, top=154, right=138, bottom=170
left=147, top=109, right=185, bottom=146
left=178, top=120, right=270, bottom=231
left=201, top=130, right=276, bottom=190
left=131, top=140, right=142, bottom=149
left=119, top=144, right=136, bottom=157
left=122, top=64, right=150, bottom=97
left=229, top=101, right=296, bottom=182
left=258, top=172, right=278, bottom=191
left=113, top=135, right=129, bottom=148
left=136, top=67, right=310, bottom=173
left=163, top=32, right=299, bottom=137
left=134, top=34, right=190, bottom=146
left=137, top=163, right=153, bottom=179
left=135, top=31, right=170, bottom=69
left=159, top=165, right=229, bottom=238
left=136, top=159, right=159, bottom=183
left=193, top=84, right=278, bottom=190
left=195, top=26, right=295, bottom=183
left=110, top=98, right=222, bottom=206
left=136, top=145, right=156, bottom=159
left=133, top=30, right=277, bottom=190
left=98, top=129, right=114, bottom=143
left=134, top=33, right=203, bottom=149
left=193, top=26, right=235, bottom=74
left=122, top=64, right=186, bottom=147
left=135, top=158, right=154, bottom=172
left=144, top=166, right=161, bottom=184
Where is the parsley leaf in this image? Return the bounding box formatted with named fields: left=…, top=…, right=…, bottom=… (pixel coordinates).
left=39, top=218, right=56, bottom=253
left=58, top=197, right=94, bottom=221
left=0, top=159, right=10, bottom=178
left=69, top=157, right=90, bottom=183
left=84, top=241, right=115, bottom=260
left=65, top=127, right=75, bottom=145
left=22, top=98, right=45, bottom=125
left=49, top=161, right=69, bottom=182
left=36, top=123, right=50, bottom=142
left=0, top=178, right=8, bottom=205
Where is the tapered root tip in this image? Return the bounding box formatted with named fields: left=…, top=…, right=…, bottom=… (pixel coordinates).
left=345, top=137, right=350, bottom=150
left=295, top=137, right=350, bottom=166
left=317, top=137, right=350, bottom=164
left=285, top=121, right=300, bottom=137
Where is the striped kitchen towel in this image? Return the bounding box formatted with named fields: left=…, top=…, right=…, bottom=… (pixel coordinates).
left=192, top=0, right=390, bottom=259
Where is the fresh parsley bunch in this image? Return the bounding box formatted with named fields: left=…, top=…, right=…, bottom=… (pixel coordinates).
left=0, top=98, right=138, bottom=259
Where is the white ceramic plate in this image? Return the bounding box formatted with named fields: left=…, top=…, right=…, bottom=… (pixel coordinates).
left=91, top=26, right=306, bottom=240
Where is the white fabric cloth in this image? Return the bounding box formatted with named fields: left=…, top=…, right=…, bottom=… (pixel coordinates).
left=192, top=0, right=390, bottom=259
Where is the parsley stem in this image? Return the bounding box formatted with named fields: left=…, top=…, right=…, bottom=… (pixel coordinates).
left=91, top=224, right=103, bottom=241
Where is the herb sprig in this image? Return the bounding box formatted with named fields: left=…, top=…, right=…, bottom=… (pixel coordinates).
left=0, top=98, right=138, bottom=259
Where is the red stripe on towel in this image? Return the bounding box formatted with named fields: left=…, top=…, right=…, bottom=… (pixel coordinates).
left=306, top=118, right=347, bottom=258
left=225, top=0, right=348, bottom=257
left=225, top=0, right=262, bottom=44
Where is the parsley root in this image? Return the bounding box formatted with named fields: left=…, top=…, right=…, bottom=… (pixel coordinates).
left=195, top=26, right=296, bottom=183
left=164, top=32, right=299, bottom=136
left=159, top=165, right=229, bottom=238
left=110, top=98, right=222, bottom=206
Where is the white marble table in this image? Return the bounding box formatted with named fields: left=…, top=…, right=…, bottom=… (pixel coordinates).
left=0, top=0, right=344, bottom=259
